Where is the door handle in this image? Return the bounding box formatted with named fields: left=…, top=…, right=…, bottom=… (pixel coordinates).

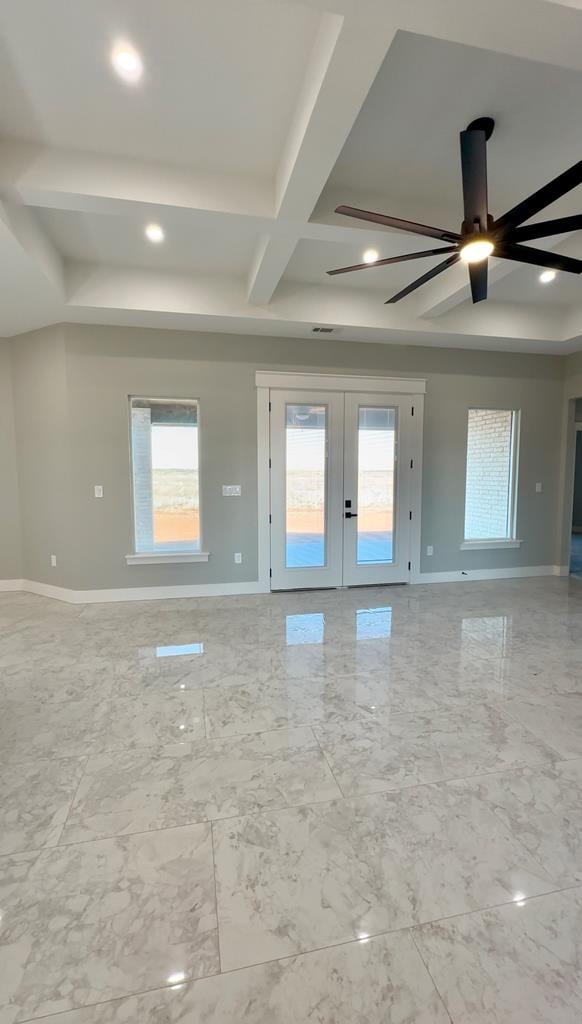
left=345, top=511, right=358, bottom=518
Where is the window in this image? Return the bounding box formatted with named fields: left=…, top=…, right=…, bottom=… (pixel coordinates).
left=464, top=408, right=519, bottom=543
left=130, top=397, right=200, bottom=553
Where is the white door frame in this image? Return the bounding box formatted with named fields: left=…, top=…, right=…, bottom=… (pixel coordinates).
left=256, top=372, right=425, bottom=591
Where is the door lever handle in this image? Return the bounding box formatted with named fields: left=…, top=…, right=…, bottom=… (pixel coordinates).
left=345, top=511, right=358, bottom=518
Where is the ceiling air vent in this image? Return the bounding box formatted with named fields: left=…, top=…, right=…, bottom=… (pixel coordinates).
left=312, top=326, right=335, bottom=333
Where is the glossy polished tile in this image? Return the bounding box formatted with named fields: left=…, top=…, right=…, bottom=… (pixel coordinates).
left=31, top=931, right=449, bottom=1024
left=3, top=579, right=582, bottom=1022
left=415, top=887, right=582, bottom=1023
left=0, top=824, right=218, bottom=1022
left=315, top=703, right=557, bottom=795
left=464, top=759, right=582, bottom=886
left=503, top=694, right=582, bottom=759
left=203, top=672, right=441, bottom=737
left=0, top=690, right=205, bottom=762
left=61, top=727, right=341, bottom=843
left=0, top=755, right=85, bottom=855
left=213, top=781, right=557, bottom=971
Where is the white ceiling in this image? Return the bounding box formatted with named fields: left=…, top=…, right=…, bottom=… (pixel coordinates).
left=323, top=31, right=582, bottom=225
left=35, top=207, right=260, bottom=276
left=2, top=0, right=582, bottom=352
left=0, top=0, right=319, bottom=177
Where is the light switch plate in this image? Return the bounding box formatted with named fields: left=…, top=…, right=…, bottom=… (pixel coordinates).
left=536, top=482, right=542, bottom=493
left=426, top=545, right=434, bottom=556
left=234, top=552, right=242, bottom=564
left=222, top=485, right=241, bottom=496
left=94, top=485, right=104, bottom=498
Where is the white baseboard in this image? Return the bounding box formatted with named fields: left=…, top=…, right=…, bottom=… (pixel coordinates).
left=0, top=579, right=269, bottom=604
left=0, top=565, right=572, bottom=603
left=410, top=565, right=564, bottom=584
left=0, top=578, right=26, bottom=592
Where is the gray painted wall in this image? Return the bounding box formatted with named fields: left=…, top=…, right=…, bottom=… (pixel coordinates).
left=1, top=323, right=568, bottom=589
left=10, top=328, right=72, bottom=586
left=0, top=341, right=22, bottom=579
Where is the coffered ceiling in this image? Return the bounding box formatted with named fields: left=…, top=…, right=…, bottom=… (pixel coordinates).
left=2, top=0, right=582, bottom=351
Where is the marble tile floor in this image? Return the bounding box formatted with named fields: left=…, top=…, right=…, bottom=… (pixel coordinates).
left=1, top=578, right=582, bottom=1022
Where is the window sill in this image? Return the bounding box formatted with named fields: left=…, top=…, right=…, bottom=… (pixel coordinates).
left=126, top=552, right=210, bottom=565
left=460, top=539, right=523, bottom=551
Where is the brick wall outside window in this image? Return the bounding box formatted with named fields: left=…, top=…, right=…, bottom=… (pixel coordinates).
left=464, top=408, right=515, bottom=540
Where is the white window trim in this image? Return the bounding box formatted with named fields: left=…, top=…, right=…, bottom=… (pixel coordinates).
left=126, top=551, right=210, bottom=565
left=460, top=539, right=523, bottom=551
left=463, top=407, right=521, bottom=546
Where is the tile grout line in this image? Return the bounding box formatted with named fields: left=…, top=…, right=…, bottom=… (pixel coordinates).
left=209, top=820, right=223, bottom=974
left=11, top=881, right=582, bottom=1024
left=1, top=754, right=575, bottom=858
left=310, top=724, right=346, bottom=798
left=409, top=928, right=454, bottom=1024
left=52, top=755, right=90, bottom=849
left=496, top=701, right=570, bottom=761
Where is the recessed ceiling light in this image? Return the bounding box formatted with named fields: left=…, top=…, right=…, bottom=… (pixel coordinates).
left=145, top=223, right=164, bottom=244
left=539, top=269, right=556, bottom=284
left=460, top=238, right=494, bottom=263
left=111, top=42, right=143, bottom=84
left=363, top=249, right=379, bottom=264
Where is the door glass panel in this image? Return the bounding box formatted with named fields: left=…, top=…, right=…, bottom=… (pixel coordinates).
left=285, top=404, right=327, bottom=568
left=356, top=406, right=396, bottom=564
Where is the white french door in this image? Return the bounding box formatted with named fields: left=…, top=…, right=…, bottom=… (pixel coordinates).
left=269, top=388, right=418, bottom=590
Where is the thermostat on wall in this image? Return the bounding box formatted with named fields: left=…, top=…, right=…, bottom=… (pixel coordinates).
left=222, top=485, right=242, bottom=496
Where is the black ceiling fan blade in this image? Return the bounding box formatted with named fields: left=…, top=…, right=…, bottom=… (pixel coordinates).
left=460, top=128, right=488, bottom=231
left=385, top=253, right=460, bottom=303
left=495, top=241, right=582, bottom=274
left=335, top=205, right=460, bottom=243
left=468, top=261, right=487, bottom=303
left=495, top=160, right=582, bottom=231
left=327, top=246, right=457, bottom=276
left=511, top=214, right=582, bottom=243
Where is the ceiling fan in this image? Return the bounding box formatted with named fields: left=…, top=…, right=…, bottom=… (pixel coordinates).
left=327, top=117, right=582, bottom=304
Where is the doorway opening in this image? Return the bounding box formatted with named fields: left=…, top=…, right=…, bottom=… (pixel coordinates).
left=256, top=373, right=424, bottom=593
left=571, top=399, right=582, bottom=579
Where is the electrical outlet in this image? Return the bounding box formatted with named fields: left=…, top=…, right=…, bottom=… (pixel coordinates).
left=536, top=482, right=542, bottom=493
left=426, top=545, right=434, bottom=556
left=234, top=552, right=242, bottom=564
left=50, top=554, right=57, bottom=567
left=94, top=485, right=104, bottom=498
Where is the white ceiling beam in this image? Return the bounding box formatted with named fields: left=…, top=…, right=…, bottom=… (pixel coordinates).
left=65, top=261, right=567, bottom=348
left=0, top=139, right=273, bottom=220
left=0, top=201, right=64, bottom=335
left=247, top=9, right=402, bottom=303
left=0, top=200, right=64, bottom=294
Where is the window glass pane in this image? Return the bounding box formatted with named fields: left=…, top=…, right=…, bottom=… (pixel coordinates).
left=131, top=398, right=200, bottom=553
left=356, top=406, right=396, bottom=564
left=285, top=404, right=327, bottom=569
left=464, top=409, right=514, bottom=540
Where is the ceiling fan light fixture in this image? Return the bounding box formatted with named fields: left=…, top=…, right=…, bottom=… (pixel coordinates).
left=363, top=248, right=379, bottom=264
left=539, top=269, right=556, bottom=283
left=459, top=237, right=494, bottom=263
